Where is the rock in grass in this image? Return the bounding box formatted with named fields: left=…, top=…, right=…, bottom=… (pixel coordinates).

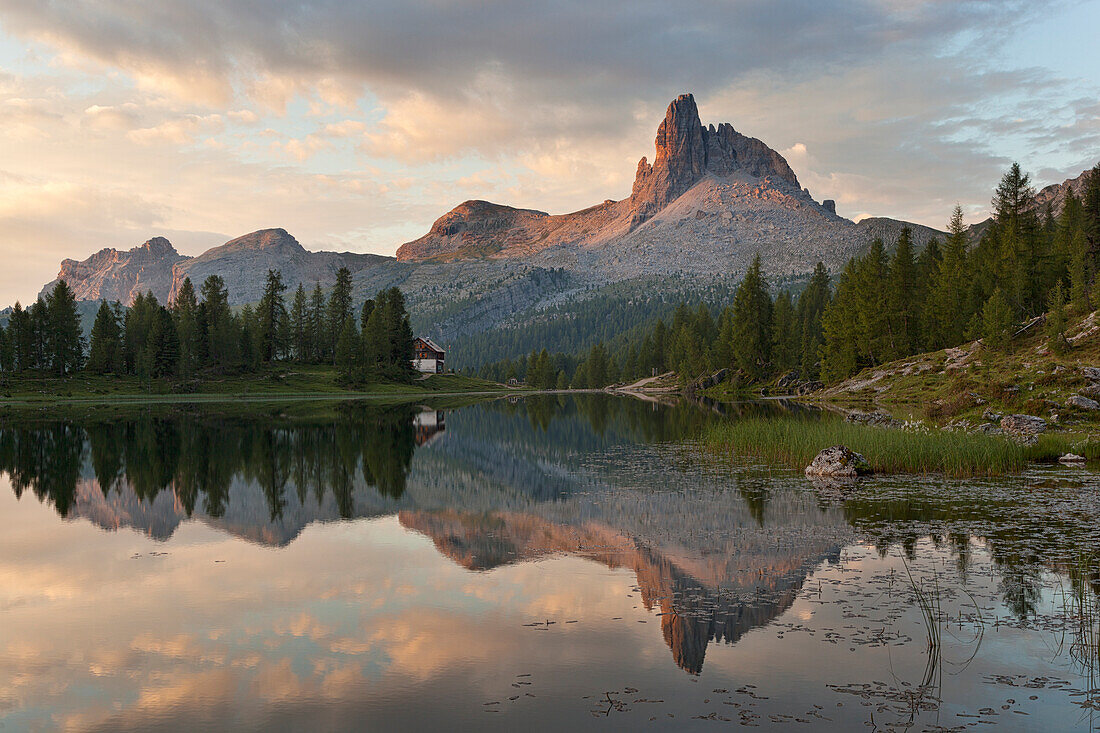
left=1059, top=453, right=1086, bottom=464
left=805, top=446, right=872, bottom=478
left=1067, top=394, right=1100, bottom=411
left=1000, top=414, right=1047, bottom=438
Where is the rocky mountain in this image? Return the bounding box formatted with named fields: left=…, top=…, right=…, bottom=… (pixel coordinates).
left=397, top=94, right=944, bottom=279
left=1033, top=165, right=1096, bottom=215
left=167, top=228, right=390, bottom=304
left=39, top=93, right=966, bottom=365
left=40, top=237, right=188, bottom=304
left=42, top=228, right=392, bottom=306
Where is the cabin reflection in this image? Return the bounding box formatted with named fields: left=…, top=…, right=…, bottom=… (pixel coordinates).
left=413, top=409, right=446, bottom=446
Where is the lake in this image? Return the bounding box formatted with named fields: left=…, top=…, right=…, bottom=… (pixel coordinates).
left=2, top=395, right=1100, bottom=731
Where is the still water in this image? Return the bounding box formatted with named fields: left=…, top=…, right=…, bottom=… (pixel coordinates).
left=2, top=395, right=1100, bottom=731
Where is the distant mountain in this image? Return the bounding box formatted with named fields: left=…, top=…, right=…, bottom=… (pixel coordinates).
left=962, top=164, right=1097, bottom=245
left=37, top=93, right=960, bottom=366
left=40, top=236, right=187, bottom=304
left=1034, top=165, right=1096, bottom=216
left=167, top=228, right=389, bottom=304
left=398, top=94, right=944, bottom=279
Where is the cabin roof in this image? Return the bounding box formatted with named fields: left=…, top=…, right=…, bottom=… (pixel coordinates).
left=416, top=336, right=445, bottom=355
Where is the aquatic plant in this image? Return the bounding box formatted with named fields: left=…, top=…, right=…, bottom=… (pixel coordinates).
left=704, top=416, right=1033, bottom=477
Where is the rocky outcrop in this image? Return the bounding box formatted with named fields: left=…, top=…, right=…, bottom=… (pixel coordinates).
left=805, top=446, right=871, bottom=477
left=1067, top=394, right=1100, bottom=411
left=1000, top=414, right=1048, bottom=441
left=625, top=94, right=804, bottom=228
left=40, top=237, right=189, bottom=305
left=1033, top=165, right=1096, bottom=217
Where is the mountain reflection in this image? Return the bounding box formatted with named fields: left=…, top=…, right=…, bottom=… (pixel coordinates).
left=399, top=507, right=843, bottom=674
left=0, top=395, right=854, bottom=676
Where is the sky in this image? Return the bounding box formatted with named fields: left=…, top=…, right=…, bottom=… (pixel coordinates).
left=0, top=0, right=1098, bottom=305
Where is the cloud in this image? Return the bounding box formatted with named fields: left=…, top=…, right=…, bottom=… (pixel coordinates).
left=0, top=0, right=1097, bottom=305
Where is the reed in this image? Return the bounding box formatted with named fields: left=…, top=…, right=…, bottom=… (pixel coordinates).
left=703, top=416, right=1033, bottom=477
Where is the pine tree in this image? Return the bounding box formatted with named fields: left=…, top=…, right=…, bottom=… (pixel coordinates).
left=86, top=300, right=122, bottom=374
left=44, top=280, right=84, bottom=375
left=124, top=292, right=158, bottom=377
left=383, top=287, right=415, bottom=381
left=886, top=227, right=918, bottom=357
left=335, top=318, right=361, bottom=383
left=1045, top=280, right=1068, bottom=355
left=854, top=239, right=891, bottom=364
left=0, top=322, right=10, bottom=372
left=820, top=261, right=860, bottom=382
left=28, top=298, right=49, bottom=370
left=199, top=276, right=238, bottom=372
left=8, top=303, right=32, bottom=372
left=360, top=298, right=375, bottom=332
left=771, top=290, right=797, bottom=374
left=729, top=255, right=773, bottom=380
left=172, top=277, right=200, bottom=377
left=309, top=283, right=328, bottom=363
left=927, top=205, right=970, bottom=348
left=326, top=268, right=354, bottom=361
left=981, top=289, right=1014, bottom=351
left=1069, top=227, right=1090, bottom=313
left=289, top=284, right=310, bottom=362
left=146, top=306, right=180, bottom=378
left=257, top=269, right=288, bottom=362
left=991, top=163, right=1039, bottom=314
left=796, top=263, right=831, bottom=379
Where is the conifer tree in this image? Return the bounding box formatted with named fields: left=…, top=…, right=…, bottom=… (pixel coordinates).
left=28, top=298, right=49, bottom=370
left=146, top=306, right=180, bottom=378
left=309, top=283, right=327, bottom=363
left=981, top=288, right=1014, bottom=351
left=771, top=290, right=797, bottom=374
left=326, top=267, right=354, bottom=361
left=796, top=263, right=830, bottom=379
left=927, top=206, right=970, bottom=348
left=86, top=301, right=122, bottom=374
left=729, top=255, right=772, bottom=379
left=199, top=276, right=238, bottom=372
left=1045, top=281, right=1068, bottom=355
left=0, top=322, right=10, bottom=372
left=172, top=278, right=200, bottom=377
left=1069, top=227, right=1091, bottom=313
left=257, top=269, right=288, bottom=362
left=289, top=284, right=310, bottom=362
left=335, top=318, right=361, bottom=383
left=886, top=227, right=918, bottom=357
left=820, top=261, right=859, bottom=382
left=8, top=303, right=32, bottom=371
left=44, top=280, right=84, bottom=375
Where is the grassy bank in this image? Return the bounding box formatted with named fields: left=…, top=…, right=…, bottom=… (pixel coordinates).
left=814, top=309, right=1100, bottom=432
left=704, top=416, right=1082, bottom=477
left=0, top=366, right=510, bottom=406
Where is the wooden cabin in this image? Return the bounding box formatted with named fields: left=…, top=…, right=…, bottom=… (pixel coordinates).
left=412, top=337, right=445, bottom=374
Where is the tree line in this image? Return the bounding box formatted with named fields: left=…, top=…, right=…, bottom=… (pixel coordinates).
left=0, top=267, right=417, bottom=384
left=478, top=162, right=1100, bottom=388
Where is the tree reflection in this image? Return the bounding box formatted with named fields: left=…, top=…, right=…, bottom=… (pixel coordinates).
left=0, top=403, right=420, bottom=520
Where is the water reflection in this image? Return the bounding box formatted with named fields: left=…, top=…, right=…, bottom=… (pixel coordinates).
left=3, top=395, right=1100, bottom=731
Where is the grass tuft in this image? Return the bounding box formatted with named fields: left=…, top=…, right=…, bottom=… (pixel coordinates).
left=704, top=416, right=1034, bottom=477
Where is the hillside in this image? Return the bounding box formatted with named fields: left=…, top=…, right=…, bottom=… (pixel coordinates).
left=818, top=308, right=1100, bottom=431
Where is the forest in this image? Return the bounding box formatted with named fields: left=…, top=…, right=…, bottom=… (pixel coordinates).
left=0, top=267, right=417, bottom=386
left=478, top=162, right=1100, bottom=389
